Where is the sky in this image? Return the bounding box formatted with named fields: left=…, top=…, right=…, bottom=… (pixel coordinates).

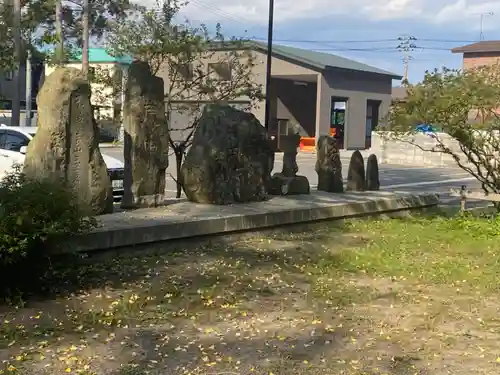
left=144, top=0, right=500, bottom=85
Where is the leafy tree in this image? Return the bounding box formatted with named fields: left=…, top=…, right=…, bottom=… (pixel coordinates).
left=0, top=2, right=15, bottom=73
left=106, top=0, right=264, bottom=198
left=387, top=65, right=500, bottom=201
left=38, top=0, right=141, bottom=65
left=0, top=0, right=54, bottom=71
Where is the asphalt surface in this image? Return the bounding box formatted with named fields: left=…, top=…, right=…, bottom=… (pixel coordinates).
left=101, top=147, right=485, bottom=207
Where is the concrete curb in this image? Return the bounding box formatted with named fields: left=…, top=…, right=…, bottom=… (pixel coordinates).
left=68, top=191, right=439, bottom=253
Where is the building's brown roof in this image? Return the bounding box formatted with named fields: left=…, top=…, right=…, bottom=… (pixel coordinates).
left=451, top=41, right=500, bottom=54
left=391, top=86, right=408, bottom=101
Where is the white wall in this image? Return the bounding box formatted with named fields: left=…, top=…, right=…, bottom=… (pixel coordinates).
left=339, top=132, right=466, bottom=167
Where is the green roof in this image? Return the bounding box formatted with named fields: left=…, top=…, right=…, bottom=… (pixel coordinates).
left=72, top=48, right=134, bottom=64
left=252, top=41, right=402, bottom=79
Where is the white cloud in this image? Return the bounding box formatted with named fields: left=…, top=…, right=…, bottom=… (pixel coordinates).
left=139, top=0, right=500, bottom=28
left=434, top=0, right=500, bottom=29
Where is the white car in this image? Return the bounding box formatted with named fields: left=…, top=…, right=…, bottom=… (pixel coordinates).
left=0, top=126, right=124, bottom=200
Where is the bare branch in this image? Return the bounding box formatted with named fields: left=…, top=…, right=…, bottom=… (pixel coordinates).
left=386, top=65, right=500, bottom=199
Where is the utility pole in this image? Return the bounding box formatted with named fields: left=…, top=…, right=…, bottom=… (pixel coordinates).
left=397, top=35, right=417, bottom=84
left=11, top=0, right=21, bottom=127
left=82, top=0, right=90, bottom=77
left=55, top=0, right=63, bottom=63
left=478, top=12, right=494, bottom=41
left=25, top=47, right=32, bottom=127
left=263, top=0, right=275, bottom=131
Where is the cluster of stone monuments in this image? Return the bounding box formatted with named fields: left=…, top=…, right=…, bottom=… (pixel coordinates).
left=22, top=60, right=380, bottom=216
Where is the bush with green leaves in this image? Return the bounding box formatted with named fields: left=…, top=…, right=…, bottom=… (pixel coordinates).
left=0, top=165, right=96, bottom=295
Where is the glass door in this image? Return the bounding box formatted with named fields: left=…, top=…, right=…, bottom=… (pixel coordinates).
left=331, top=100, right=346, bottom=149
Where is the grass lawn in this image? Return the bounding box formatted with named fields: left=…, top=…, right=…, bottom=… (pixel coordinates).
left=1, top=214, right=500, bottom=374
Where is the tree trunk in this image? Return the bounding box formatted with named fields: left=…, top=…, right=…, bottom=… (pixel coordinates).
left=82, top=0, right=90, bottom=77
left=55, top=0, right=63, bottom=63
left=175, top=149, right=183, bottom=199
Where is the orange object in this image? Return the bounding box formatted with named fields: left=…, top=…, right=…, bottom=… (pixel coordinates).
left=330, top=128, right=336, bottom=137
left=299, top=137, right=316, bottom=152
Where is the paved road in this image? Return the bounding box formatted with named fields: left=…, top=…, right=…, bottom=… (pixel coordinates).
left=102, top=147, right=484, bottom=206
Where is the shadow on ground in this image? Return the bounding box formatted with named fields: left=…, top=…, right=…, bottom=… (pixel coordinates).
left=0, top=217, right=444, bottom=374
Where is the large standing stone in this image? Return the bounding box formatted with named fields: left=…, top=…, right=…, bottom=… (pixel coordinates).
left=181, top=104, right=274, bottom=204
left=121, top=61, right=169, bottom=208
left=24, top=67, right=113, bottom=215
left=315, top=135, right=343, bottom=193
left=366, top=154, right=380, bottom=191
left=346, top=150, right=366, bottom=191
left=268, top=133, right=310, bottom=195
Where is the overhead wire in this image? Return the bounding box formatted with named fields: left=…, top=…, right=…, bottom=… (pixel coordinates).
left=171, top=0, right=473, bottom=58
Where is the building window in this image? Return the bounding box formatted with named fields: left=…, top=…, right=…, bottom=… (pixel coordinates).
left=366, top=100, right=380, bottom=133
left=177, top=63, right=193, bottom=81
left=208, top=62, right=232, bottom=81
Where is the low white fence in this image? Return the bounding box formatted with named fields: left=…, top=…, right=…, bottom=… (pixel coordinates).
left=340, top=132, right=466, bottom=168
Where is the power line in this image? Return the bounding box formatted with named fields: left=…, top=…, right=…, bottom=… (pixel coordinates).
left=245, top=36, right=478, bottom=44
left=188, top=0, right=250, bottom=25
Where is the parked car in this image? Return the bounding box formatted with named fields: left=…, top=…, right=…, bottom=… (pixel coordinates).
left=415, top=124, right=437, bottom=133
left=0, top=126, right=124, bottom=201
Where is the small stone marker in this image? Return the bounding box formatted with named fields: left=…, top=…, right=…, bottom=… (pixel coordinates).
left=268, top=133, right=310, bottom=195
left=346, top=150, right=366, bottom=191
left=365, top=154, right=380, bottom=191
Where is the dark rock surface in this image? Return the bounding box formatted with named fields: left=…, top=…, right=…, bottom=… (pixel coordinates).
left=121, top=61, right=169, bottom=208
left=315, top=135, right=343, bottom=193
left=181, top=104, right=274, bottom=204
left=366, top=153, right=380, bottom=191
left=346, top=150, right=366, bottom=191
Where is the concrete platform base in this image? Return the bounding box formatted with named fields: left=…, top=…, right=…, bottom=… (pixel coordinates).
left=69, top=191, right=439, bottom=252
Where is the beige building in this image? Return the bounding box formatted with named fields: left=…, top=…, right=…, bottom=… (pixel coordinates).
left=159, top=41, right=401, bottom=150
left=47, top=45, right=401, bottom=149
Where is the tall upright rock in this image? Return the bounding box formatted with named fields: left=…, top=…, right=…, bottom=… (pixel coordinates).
left=121, top=61, right=169, bottom=208
left=181, top=104, right=274, bottom=204
left=24, top=67, right=113, bottom=215
left=346, top=150, right=366, bottom=191
left=315, top=135, right=343, bottom=193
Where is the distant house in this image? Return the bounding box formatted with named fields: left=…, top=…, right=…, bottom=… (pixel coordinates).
left=160, top=41, right=402, bottom=150
left=0, top=55, right=45, bottom=122
left=451, top=41, right=500, bottom=124
left=391, top=86, right=408, bottom=103
left=451, top=41, right=500, bottom=69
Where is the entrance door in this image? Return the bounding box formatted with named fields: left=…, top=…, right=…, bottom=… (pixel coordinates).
left=330, top=100, right=346, bottom=149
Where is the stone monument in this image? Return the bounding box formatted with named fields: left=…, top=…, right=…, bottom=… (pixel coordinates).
left=315, top=135, right=343, bottom=193
left=346, top=150, right=366, bottom=191
left=181, top=104, right=274, bottom=204
left=366, top=153, right=380, bottom=191
left=121, top=61, right=169, bottom=208
left=24, top=67, right=113, bottom=215
left=268, top=133, right=310, bottom=195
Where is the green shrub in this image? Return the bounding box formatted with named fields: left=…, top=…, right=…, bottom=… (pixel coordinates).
left=0, top=165, right=96, bottom=296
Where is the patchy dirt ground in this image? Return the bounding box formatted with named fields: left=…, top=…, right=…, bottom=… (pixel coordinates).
left=1, top=215, right=500, bottom=374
